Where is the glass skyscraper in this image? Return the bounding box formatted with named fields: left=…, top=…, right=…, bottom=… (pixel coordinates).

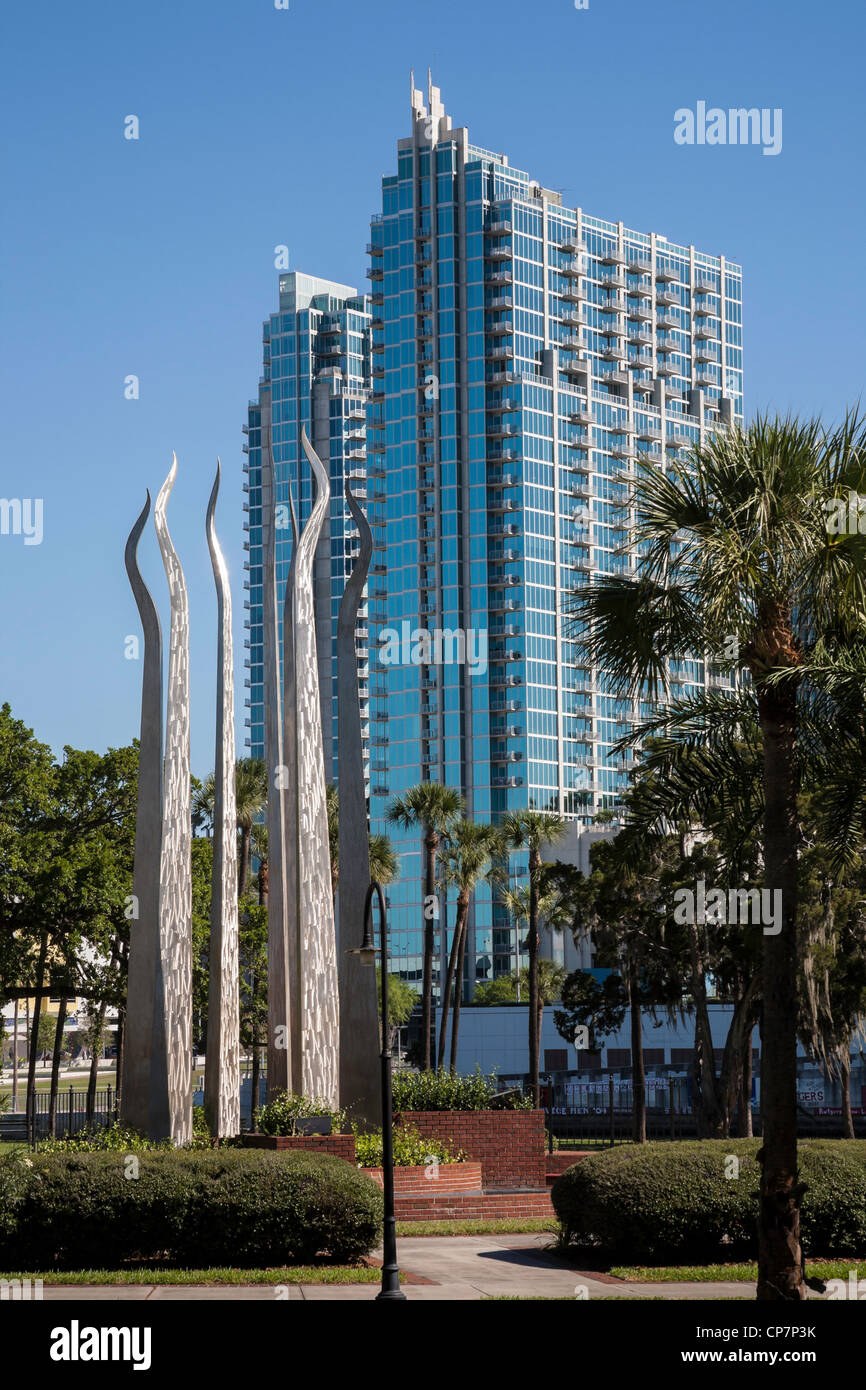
left=244, top=272, right=377, bottom=784
left=245, top=81, right=743, bottom=1007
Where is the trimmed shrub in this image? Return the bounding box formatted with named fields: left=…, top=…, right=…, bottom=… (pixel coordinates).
left=255, top=1090, right=347, bottom=1137
left=354, top=1125, right=466, bottom=1168
left=391, top=1067, right=533, bottom=1112
left=0, top=1148, right=383, bottom=1269
left=552, top=1140, right=866, bottom=1260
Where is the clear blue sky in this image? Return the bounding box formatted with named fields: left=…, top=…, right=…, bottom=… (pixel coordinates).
left=1, top=0, right=863, bottom=775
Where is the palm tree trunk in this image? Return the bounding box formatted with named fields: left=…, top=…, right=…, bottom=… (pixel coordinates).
left=250, top=1013, right=261, bottom=1132
left=756, top=682, right=804, bottom=1300
left=48, top=997, right=68, bottom=1138
left=527, top=852, right=540, bottom=1105
left=689, top=922, right=724, bottom=1137
left=738, top=1026, right=754, bottom=1137
left=11, top=999, right=19, bottom=1111
left=238, top=825, right=252, bottom=899
left=628, top=958, right=646, bottom=1143
left=421, top=829, right=437, bottom=1071
left=839, top=1044, right=854, bottom=1140
left=437, top=901, right=466, bottom=1069
left=450, top=912, right=469, bottom=1074
left=26, top=930, right=49, bottom=1141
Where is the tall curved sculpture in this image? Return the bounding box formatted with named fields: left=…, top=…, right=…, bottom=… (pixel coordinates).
left=204, top=462, right=240, bottom=1138
left=121, top=492, right=171, bottom=1140
left=262, top=425, right=293, bottom=1099
left=281, top=429, right=340, bottom=1104
left=337, top=481, right=379, bottom=1124
left=153, top=455, right=193, bottom=1146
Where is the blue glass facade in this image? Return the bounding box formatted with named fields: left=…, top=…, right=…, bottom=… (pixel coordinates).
left=245, top=85, right=743, bottom=1004
left=365, top=83, right=742, bottom=996
left=245, top=272, right=373, bottom=782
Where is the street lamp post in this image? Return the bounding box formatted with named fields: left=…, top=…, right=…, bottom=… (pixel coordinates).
left=347, top=880, right=407, bottom=1302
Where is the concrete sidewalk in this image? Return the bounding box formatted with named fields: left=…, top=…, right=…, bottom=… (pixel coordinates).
left=34, top=1234, right=788, bottom=1301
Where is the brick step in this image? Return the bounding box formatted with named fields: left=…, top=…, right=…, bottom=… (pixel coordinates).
left=395, top=1188, right=554, bottom=1221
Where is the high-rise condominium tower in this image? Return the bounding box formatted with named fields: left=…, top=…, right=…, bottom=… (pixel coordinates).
left=244, top=81, right=743, bottom=1006
left=364, top=79, right=742, bottom=994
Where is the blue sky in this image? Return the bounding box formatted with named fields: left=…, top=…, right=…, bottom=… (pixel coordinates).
left=1, top=0, right=863, bottom=775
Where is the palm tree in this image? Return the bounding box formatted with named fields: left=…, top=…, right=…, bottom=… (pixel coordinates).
left=368, top=832, right=399, bottom=887
left=566, top=412, right=866, bottom=1301
left=194, top=759, right=268, bottom=899
left=326, top=784, right=339, bottom=903
left=436, top=820, right=502, bottom=1069
left=501, top=810, right=568, bottom=1104
left=387, top=783, right=464, bottom=1069
left=502, top=880, right=571, bottom=1095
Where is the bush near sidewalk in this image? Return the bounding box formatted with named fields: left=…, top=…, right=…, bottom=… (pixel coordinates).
left=0, top=1149, right=383, bottom=1268
left=552, top=1140, right=866, bottom=1261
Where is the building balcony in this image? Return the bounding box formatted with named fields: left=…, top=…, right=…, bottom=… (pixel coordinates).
left=628, top=351, right=654, bottom=371
left=560, top=232, right=586, bottom=254
left=488, top=219, right=513, bottom=235
left=560, top=282, right=584, bottom=303
left=627, top=326, right=653, bottom=346
left=560, top=358, right=590, bottom=381
left=485, top=244, right=512, bottom=261
left=368, top=265, right=384, bottom=281
left=570, top=408, right=594, bottom=426
left=599, top=292, right=626, bottom=315
left=486, top=269, right=513, bottom=285
left=655, top=263, right=680, bottom=283
left=562, top=259, right=584, bottom=278
left=694, top=276, right=717, bottom=295
left=627, top=302, right=653, bottom=322
left=487, top=295, right=513, bottom=311
left=633, top=375, right=655, bottom=395
left=695, top=344, right=719, bottom=364
left=488, top=421, right=519, bottom=440
left=655, top=360, right=677, bottom=378
left=600, top=244, right=626, bottom=265
left=600, top=342, right=626, bottom=361
left=600, top=368, right=629, bottom=387
left=656, top=313, right=679, bottom=331
left=372, top=365, right=385, bottom=379
left=693, top=302, right=716, bottom=320
left=486, top=319, right=512, bottom=336
left=626, top=253, right=652, bottom=274
left=487, top=343, right=515, bottom=360
left=656, top=288, right=679, bottom=307
left=636, top=422, right=662, bottom=442
left=414, top=224, right=432, bottom=240
left=371, top=291, right=384, bottom=306
left=601, top=270, right=627, bottom=291
left=488, top=496, right=519, bottom=514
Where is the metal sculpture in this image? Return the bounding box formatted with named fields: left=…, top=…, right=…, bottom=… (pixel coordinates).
left=204, top=462, right=240, bottom=1138
left=121, top=492, right=171, bottom=1140
left=153, top=455, right=193, bottom=1146
left=336, top=481, right=380, bottom=1124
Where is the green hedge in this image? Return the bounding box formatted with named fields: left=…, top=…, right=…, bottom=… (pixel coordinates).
left=391, top=1067, right=533, bottom=1112
left=552, top=1140, right=866, bottom=1260
left=0, top=1148, right=383, bottom=1269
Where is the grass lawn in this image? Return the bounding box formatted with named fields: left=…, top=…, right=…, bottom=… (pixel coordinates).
left=610, top=1259, right=866, bottom=1283
left=0, top=1266, right=390, bottom=1286
left=396, top=1217, right=557, bottom=1237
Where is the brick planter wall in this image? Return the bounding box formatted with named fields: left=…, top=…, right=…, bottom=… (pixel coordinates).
left=395, top=1110, right=546, bottom=1190
left=362, top=1161, right=482, bottom=1195
left=242, top=1134, right=356, bottom=1161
